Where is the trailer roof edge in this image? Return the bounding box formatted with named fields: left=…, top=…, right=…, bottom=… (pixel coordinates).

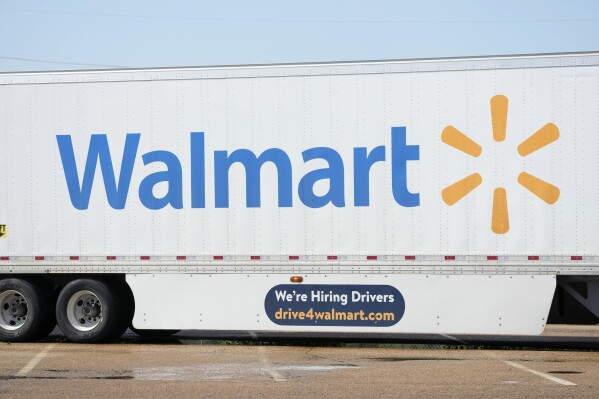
left=1, top=50, right=599, bottom=76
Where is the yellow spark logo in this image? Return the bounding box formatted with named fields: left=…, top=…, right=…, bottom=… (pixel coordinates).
left=441, top=95, right=560, bottom=234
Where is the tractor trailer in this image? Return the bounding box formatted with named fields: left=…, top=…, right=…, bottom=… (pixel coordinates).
left=0, top=52, right=598, bottom=342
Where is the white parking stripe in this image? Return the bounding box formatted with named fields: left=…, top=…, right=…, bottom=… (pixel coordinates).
left=502, top=360, right=576, bottom=386
left=440, top=334, right=577, bottom=387
left=258, top=346, right=286, bottom=382
left=15, top=344, right=55, bottom=377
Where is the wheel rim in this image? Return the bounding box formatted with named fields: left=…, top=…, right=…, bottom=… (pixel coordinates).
left=0, top=290, right=29, bottom=330
left=66, top=290, right=103, bottom=331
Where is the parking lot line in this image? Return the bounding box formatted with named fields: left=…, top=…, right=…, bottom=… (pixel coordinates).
left=258, top=346, right=287, bottom=382
left=440, top=333, right=577, bottom=386
left=501, top=360, right=576, bottom=386
left=15, top=344, right=55, bottom=377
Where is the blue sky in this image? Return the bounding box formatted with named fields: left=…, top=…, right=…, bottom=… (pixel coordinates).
left=1, top=0, right=598, bottom=71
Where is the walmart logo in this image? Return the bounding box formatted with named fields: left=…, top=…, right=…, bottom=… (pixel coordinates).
left=441, top=95, right=560, bottom=234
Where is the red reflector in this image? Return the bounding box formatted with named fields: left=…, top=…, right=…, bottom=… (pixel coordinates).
left=487, top=256, right=498, bottom=260
left=0, top=256, right=9, bottom=261
left=327, top=256, right=338, bottom=260
left=251, top=256, right=260, bottom=260
left=571, top=256, right=583, bottom=261
left=140, top=256, right=150, bottom=260
left=405, top=255, right=416, bottom=260
left=367, top=256, right=378, bottom=260
left=213, top=255, right=224, bottom=260
left=70, top=256, right=79, bottom=261
left=445, top=256, right=456, bottom=260
left=528, top=256, right=539, bottom=261
left=176, top=256, right=187, bottom=260
left=289, top=256, right=300, bottom=260
left=35, top=256, right=45, bottom=261
left=106, top=256, right=116, bottom=260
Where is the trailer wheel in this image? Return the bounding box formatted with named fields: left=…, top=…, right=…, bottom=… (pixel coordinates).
left=0, top=279, right=55, bottom=342
left=56, top=279, right=128, bottom=343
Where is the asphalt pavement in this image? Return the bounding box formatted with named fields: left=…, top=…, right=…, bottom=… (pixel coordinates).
left=0, top=324, right=597, bottom=398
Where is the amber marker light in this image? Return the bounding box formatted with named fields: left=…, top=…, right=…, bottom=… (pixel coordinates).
left=290, top=276, right=304, bottom=283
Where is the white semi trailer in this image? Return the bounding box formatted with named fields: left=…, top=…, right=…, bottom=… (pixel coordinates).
left=1, top=52, right=598, bottom=343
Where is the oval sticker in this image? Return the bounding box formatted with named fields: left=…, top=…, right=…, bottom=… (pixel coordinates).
left=264, top=284, right=405, bottom=327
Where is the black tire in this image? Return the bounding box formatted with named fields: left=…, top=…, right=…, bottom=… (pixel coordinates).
left=56, top=279, right=129, bottom=343
left=0, top=278, right=55, bottom=342
left=130, top=327, right=180, bottom=339
left=114, top=280, right=135, bottom=327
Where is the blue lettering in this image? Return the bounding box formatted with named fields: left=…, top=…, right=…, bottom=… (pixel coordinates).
left=391, top=127, right=420, bottom=207
left=298, top=147, right=345, bottom=208
left=57, top=128, right=420, bottom=211
left=138, top=150, right=183, bottom=210
left=190, top=132, right=205, bottom=208
left=214, top=148, right=292, bottom=208
left=354, top=146, right=385, bottom=206
left=56, top=134, right=139, bottom=210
